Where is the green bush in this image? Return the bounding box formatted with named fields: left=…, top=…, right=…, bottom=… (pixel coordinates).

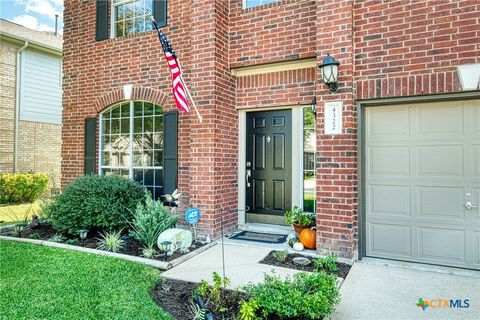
left=46, top=175, right=146, bottom=234
left=0, top=173, right=49, bottom=204
left=244, top=272, right=340, bottom=320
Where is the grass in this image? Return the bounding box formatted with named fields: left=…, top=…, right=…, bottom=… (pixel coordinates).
left=0, top=241, right=171, bottom=320
left=0, top=203, right=40, bottom=225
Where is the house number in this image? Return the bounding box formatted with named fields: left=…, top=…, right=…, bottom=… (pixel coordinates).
left=324, top=101, right=343, bottom=135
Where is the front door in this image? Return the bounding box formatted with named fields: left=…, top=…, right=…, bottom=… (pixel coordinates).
left=246, top=110, right=292, bottom=225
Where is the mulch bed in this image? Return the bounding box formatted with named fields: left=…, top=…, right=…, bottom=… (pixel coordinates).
left=151, top=279, right=243, bottom=320
left=0, top=223, right=205, bottom=262
left=260, top=250, right=351, bottom=279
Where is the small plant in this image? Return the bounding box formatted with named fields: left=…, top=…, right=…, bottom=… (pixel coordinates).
left=130, top=192, right=179, bottom=255
left=142, top=247, right=156, bottom=259
left=239, top=298, right=259, bottom=320
left=284, top=206, right=314, bottom=226
left=195, top=272, right=232, bottom=314
left=48, top=234, right=64, bottom=243
left=160, top=283, right=172, bottom=294
left=28, top=232, right=41, bottom=240
left=272, top=250, right=289, bottom=263
left=187, top=300, right=207, bottom=320
left=1, top=205, right=34, bottom=237
left=65, top=239, right=80, bottom=246
left=97, top=230, right=124, bottom=253
left=314, top=254, right=338, bottom=273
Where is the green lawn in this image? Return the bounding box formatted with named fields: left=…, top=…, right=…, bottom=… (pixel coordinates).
left=0, top=241, right=171, bottom=320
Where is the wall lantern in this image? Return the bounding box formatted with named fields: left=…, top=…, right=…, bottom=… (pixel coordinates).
left=319, top=54, right=340, bottom=93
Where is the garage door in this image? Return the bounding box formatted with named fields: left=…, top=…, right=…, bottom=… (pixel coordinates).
left=365, top=100, right=480, bottom=270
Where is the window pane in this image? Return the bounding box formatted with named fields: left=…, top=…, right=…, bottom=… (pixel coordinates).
left=120, top=103, right=130, bottom=117
left=115, top=5, right=124, bottom=21
left=144, top=169, right=154, bottom=185
left=111, top=119, right=120, bottom=134
left=115, top=21, right=124, bottom=37
left=101, top=152, right=111, bottom=166
left=133, top=117, right=143, bottom=133
left=144, top=102, right=154, bottom=116
left=133, top=169, right=144, bottom=184
left=120, top=118, right=130, bottom=134
left=135, top=0, right=145, bottom=15
left=133, top=134, right=143, bottom=152
left=153, top=133, right=163, bottom=149
left=154, top=115, right=163, bottom=133
left=303, top=107, right=316, bottom=213
left=154, top=169, right=163, bottom=186
left=154, top=150, right=163, bottom=166
left=103, top=119, right=110, bottom=134
left=134, top=101, right=143, bottom=116
left=144, top=117, right=154, bottom=133
left=111, top=105, right=121, bottom=118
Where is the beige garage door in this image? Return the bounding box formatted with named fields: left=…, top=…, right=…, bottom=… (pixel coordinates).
left=365, top=100, right=480, bottom=270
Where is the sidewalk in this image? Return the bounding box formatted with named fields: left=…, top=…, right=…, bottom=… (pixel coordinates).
left=162, top=241, right=302, bottom=288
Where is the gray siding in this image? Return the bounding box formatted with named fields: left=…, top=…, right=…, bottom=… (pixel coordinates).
left=20, top=48, right=62, bottom=124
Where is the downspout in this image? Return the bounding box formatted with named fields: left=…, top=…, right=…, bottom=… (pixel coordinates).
left=14, top=41, right=29, bottom=172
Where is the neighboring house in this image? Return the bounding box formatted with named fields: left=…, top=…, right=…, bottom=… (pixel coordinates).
left=63, top=0, right=480, bottom=270
left=0, top=19, right=63, bottom=189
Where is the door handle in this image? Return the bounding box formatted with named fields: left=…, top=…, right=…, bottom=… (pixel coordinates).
left=465, top=202, right=478, bottom=210
left=246, top=169, right=251, bottom=187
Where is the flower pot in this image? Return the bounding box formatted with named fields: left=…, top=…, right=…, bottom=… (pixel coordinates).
left=293, top=223, right=314, bottom=236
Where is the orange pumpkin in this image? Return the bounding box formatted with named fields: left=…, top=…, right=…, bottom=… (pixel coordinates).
left=299, top=227, right=316, bottom=250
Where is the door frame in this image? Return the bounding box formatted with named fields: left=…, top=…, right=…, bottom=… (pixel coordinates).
left=237, top=105, right=306, bottom=226
left=357, top=91, right=480, bottom=261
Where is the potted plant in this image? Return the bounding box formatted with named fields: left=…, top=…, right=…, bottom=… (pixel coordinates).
left=284, top=206, right=315, bottom=235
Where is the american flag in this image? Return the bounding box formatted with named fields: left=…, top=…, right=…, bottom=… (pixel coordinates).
left=152, top=20, right=189, bottom=113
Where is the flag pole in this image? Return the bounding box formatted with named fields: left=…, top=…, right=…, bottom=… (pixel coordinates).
left=151, top=16, right=203, bottom=123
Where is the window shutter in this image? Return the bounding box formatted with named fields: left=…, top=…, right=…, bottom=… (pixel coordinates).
left=84, top=118, right=97, bottom=175
left=95, top=0, right=109, bottom=41
left=163, top=111, right=178, bottom=194
left=153, top=0, right=167, bottom=28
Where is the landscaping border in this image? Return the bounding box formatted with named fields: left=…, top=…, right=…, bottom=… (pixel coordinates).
left=0, top=235, right=216, bottom=270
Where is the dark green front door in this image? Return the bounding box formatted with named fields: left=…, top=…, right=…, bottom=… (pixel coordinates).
left=246, top=110, right=292, bottom=225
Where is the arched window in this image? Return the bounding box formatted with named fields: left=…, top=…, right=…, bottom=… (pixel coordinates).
left=99, top=101, right=168, bottom=199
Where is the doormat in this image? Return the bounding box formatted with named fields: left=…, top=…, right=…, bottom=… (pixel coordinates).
left=228, top=231, right=287, bottom=244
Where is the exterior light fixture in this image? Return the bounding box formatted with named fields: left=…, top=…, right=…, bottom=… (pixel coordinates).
left=123, top=84, right=133, bottom=100
left=120, top=234, right=131, bottom=254
left=319, top=54, right=340, bottom=93
left=310, top=97, right=317, bottom=115
left=159, top=240, right=172, bottom=261
left=78, top=229, right=88, bottom=245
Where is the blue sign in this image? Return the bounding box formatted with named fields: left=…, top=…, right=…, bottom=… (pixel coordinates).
left=185, top=207, right=201, bottom=224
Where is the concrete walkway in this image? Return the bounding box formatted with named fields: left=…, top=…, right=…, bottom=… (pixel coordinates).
left=162, top=242, right=302, bottom=288
left=331, top=262, right=480, bottom=320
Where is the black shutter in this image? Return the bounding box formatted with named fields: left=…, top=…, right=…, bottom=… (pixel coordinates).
left=163, top=111, right=178, bottom=194
left=84, top=118, right=97, bottom=175
left=95, top=0, right=109, bottom=41
left=153, top=0, right=167, bottom=28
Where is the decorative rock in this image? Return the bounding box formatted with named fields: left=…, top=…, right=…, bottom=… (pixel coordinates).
left=293, top=257, right=311, bottom=266
left=293, top=242, right=304, bottom=252
left=157, top=228, right=193, bottom=253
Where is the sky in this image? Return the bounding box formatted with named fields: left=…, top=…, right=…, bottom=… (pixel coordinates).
left=0, top=0, right=64, bottom=33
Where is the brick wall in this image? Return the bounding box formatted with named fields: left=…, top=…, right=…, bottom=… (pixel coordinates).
left=18, top=121, right=62, bottom=189
left=0, top=44, right=17, bottom=173
left=229, top=0, right=316, bottom=67
left=354, top=0, right=480, bottom=99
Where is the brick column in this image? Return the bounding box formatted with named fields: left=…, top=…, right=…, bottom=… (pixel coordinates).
left=315, top=0, right=358, bottom=259
left=189, top=0, right=237, bottom=238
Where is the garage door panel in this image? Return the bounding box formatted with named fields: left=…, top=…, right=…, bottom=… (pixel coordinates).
left=369, top=146, right=410, bottom=176
left=474, top=145, right=480, bottom=177
left=369, top=185, right=410, bottom=217
left=367, top=223, right=411, bottom=257
left=417, top=104, right=463, bottom=136
left=369, top=107, right=410, bottom=138
left=418, top=227, right=466, bottom=263
left=365, top=100, right=479, bottom=270
left=417, top=186, right=465, bottom=219
left=417, top=145, right=464, bottom=176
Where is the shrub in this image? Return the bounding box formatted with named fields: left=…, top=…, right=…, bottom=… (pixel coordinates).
left=0, top=173, right=48, bottom=204
left=284, top=206, right=315, bottom=226
left=97, top=230, right=124, bottom=253
left=195, top=272, right=234, bottom=315
left=130, top=194, right=179, bottom=257
left=272, top=250, right=289, bottom=263
left=46, top=175, right=146, bottom=234
left=244, top=271, right=340, bottom=320
left=314, top=254, right=339, bottom=274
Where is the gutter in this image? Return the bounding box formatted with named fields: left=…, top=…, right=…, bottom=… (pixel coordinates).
left=14, top=41, right=28, bottom=172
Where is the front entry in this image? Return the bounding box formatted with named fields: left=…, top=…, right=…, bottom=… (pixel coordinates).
left=246, top=110, right=292, bottom=225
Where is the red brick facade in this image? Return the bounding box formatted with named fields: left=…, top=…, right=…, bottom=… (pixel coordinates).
left=63, top=0, right=480, bottom=258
